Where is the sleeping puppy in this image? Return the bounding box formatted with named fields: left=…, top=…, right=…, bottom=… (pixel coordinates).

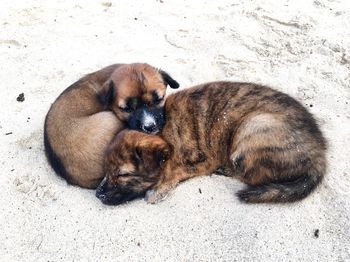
left=44, top=63, right=179, bottom=188
left=96, top=81, right=327, bottom=204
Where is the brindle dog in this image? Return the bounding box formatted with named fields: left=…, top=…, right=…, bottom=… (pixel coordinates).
left=44, top=63, right=179, bottom=188
left=96, top=81, right=327, bottom=204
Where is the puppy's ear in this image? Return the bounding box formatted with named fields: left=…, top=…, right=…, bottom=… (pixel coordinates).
left=97, top=80, right=115, bottom=109
left=137, top=142, right=170, bottom=171
left=135, top=146, right=142, bottom=163
left=159, top=70, right=179, bottom=89
left=154, top=144, right=170, bottom=167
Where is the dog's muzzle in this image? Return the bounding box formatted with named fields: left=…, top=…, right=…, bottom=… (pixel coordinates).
left=95, top=177, right=108, bottom=200
left=127, top=106, right=165, bottom=134
left=95, top=177, right=146, bottom=205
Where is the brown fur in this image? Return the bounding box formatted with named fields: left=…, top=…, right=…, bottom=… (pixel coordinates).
left=97, top=81, right=327, bottom=204
left=96, top=130, right=170, bottom=204
left=44, top=63, right=177, bottom=188
left=100, top=63, right=171, bottom=121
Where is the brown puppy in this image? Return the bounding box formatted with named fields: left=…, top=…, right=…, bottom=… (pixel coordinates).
left=44, top=63, right=179, bottom=188
left=96, top=81, right=327, bottom=204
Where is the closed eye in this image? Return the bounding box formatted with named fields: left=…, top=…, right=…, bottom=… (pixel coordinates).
left=153, top=97, right=164, bottom=105
left=119, top=106, right=133, bottom=113
left=118, top=171, right=147, bottom=178
left=118, top=171, right=134, bottom=176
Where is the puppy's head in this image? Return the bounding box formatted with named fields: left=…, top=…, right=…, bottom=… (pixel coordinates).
left=97, top=63, right=179, bottom=134
left=96, top=130, right=170, bottom=205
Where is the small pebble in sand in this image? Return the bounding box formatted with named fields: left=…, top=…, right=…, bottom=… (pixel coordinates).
left=199, top=188, right=202, bottom=194
left=16, top=93, right=25, bottom=102
left=5, top=132, right=12, bottom=135
left=314, top=229, right=319, bottom=238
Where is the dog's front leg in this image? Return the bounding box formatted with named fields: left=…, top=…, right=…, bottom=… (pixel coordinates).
left=145, top=165, right=194, bottom=204
left=145, top=181, right=178, bottom=204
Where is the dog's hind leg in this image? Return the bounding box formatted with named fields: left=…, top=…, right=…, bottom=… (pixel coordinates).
left=228, top=113, right=326, bottom=203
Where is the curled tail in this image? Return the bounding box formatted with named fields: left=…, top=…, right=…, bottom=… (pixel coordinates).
left=237, top=170, right=324, bottom=203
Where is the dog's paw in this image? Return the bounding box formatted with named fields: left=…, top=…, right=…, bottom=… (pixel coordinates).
left=145, top=189, right=169, bottom=204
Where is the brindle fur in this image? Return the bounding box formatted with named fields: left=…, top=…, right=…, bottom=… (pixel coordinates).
left=44, top=63, right=178, bottom=188
left=96, top=130, right=170, bottom=204
left=99, top=81, right=327, bottom=204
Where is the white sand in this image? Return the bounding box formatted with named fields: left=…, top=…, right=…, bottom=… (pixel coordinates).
left=1, top=0, right=349, bottom=261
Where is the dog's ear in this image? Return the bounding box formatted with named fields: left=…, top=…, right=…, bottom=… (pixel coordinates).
left=154, top=144, right=170, bottom=167
left=159, top=70, right=179, bottom=89
left=97, top=80, right=115, bottom=108
left=136, top=142, right=170, bottom=171
left=135, top=146, right=142, bottom=163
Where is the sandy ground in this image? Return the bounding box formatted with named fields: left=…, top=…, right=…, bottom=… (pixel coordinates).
left=1, top=0, right=349, bottom=261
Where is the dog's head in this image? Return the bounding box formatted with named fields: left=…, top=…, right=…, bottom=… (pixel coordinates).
left=96, top=130, right=170, bottom=205
left=97, top=63, right=179, bottom=134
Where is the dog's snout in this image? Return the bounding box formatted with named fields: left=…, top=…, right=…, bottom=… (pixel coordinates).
left=96, top=192, right=107, bottom=201
left=95, top=178, right=113, bottom=203
left=127, top=106, right=164, bottom=134
left=142, top=122, right=157, bottom=133
left=96, top=177, right=107, bottom=197
left=141, top=110, right=160, bottom=134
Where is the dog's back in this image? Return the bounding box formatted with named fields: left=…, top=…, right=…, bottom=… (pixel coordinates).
left=44, top=65, right=124, bottom=188
left=162, top=81, right=327, bottom=202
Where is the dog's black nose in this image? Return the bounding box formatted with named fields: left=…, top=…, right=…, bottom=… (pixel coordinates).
left=96, top=177, right=107, bottom=199
left=143, top=122, right=158, bottom=133
left=96, top=192, right=107, bottom=201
